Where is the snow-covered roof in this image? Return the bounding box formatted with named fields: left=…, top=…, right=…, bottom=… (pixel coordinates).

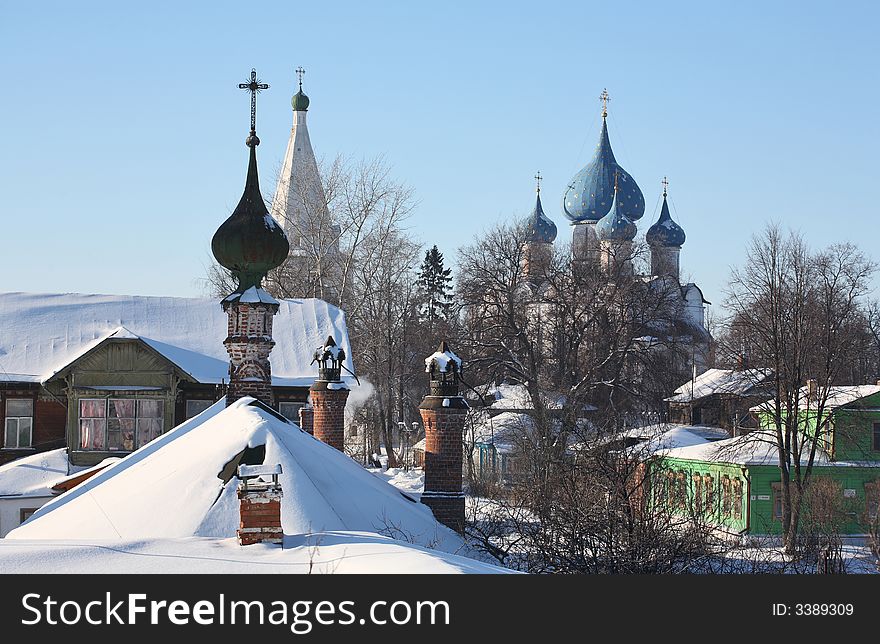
left=425, top=347, right=461, bottom=373
left=8, top=398, right=466, bottom=557
left=0, top=448, right=74, bottom=499
left=0, top=532, right=510, bottom=574
left=666, top=368, right=772, bottom=403
left=0, top=292, right=353, bottom=387
left=469, top=411, right=536, bottom=454
left=658, top=430, right=835, bottom=466
left=611, top=423, right=730, bottom=456
left=473, top=382, right=596, bottom=413
left=749, top=384, right=880, bottom=412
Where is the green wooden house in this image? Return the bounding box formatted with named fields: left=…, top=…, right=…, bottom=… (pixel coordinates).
left=651, top=385, right=880, bottom=535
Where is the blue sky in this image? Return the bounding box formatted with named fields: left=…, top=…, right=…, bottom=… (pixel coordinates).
left=1, top=1, right=877, bottom=314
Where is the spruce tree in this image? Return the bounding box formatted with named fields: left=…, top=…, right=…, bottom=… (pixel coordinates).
left=417, top=245, right=453, bottom=321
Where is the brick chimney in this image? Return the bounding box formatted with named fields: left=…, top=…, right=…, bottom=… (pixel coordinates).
left=298, top=404, right=314, bottom=435
left=310, top=336, right=350, bottom=451
left=237, top=464, right=283, bottom=546
left=222, top=293, right=279, bottom=406
left=418, top=341, right=468, bottom=533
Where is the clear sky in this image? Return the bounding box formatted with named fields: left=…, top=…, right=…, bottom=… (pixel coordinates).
left=1, top=1, right=877, bottom=313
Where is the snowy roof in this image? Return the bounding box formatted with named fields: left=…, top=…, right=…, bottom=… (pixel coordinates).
left=469, top=411, right=536, bottom=454
left=611, top=424, right=730, bottom=456
left=8, top=398, right=467, bottom=557
left=657, top=430, right=836, bottom=466
left=666, top=368, right=772, bottom=403
left=0, top=448, right=74, bottom=498
left=425, top=347, right=462, bottom=373
left=749, top=384, right=880, bottom=412
left=0, top=292, right=353, bottom=387
left=0, top=532, right=510, bottom=574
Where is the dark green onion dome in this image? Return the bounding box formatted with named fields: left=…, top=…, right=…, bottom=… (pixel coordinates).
left=646, top=193, right=686, bottom=248
left=525, top=192, right=558, bottom=243
left=595, top=185, right=637, bottom=242
left=291, top=89, right=310, bottom=112
left=212, top=136, right=290, bottom=293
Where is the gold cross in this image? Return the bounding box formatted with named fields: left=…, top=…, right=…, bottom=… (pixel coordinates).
left=600, top=88, right=610, bottom=117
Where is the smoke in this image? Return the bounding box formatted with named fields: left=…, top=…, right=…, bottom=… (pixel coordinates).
left=345, top=377, right=375, bottom=415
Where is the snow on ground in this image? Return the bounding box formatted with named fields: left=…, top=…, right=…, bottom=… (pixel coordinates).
left=0, top=532, right=512, bottom=574
left=8, top=398, right=471, bottom=558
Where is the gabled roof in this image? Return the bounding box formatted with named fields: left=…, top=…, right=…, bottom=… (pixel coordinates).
left=8, top=398, right=466, bottom=556
left=0, top=292, right=353, bottom=387
left=749, top=384, right=880, bottom=412
left=666, top=368, right=773, bottom=404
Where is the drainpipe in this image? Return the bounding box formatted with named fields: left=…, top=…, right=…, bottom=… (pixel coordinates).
left=741, top=466, right=751, bottom=535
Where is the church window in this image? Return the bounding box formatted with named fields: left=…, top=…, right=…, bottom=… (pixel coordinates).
left=4, top=398, right=33, bottom=449
left=79, top=398, right=163, bottom=451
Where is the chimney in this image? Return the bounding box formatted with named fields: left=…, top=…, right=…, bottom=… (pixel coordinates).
left=418, top=341, right=468, bottom=533
left=309, top=336, right=350, bottom=451
left=298, top=404, right=314, bottom=435
left=237, top=464, right=283, bottom=546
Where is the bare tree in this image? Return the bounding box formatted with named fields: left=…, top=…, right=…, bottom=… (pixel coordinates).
left=724, top=224, right=875, bottom=554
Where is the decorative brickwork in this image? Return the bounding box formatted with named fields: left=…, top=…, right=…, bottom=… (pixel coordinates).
left=222, top=300, right=279, bottom=407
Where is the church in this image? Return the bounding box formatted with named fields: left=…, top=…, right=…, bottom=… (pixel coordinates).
left=519, top=90, right=712, bottom=373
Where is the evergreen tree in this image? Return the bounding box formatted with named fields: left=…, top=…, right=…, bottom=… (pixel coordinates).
left=417, top=245, right=454, bottom=321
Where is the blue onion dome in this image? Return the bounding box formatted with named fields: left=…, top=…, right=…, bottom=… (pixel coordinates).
left=562, top=117, right=645, bottom=223
left=646, top=192, right=686, bottom=247
left=525, top=191, right=557, bottom=243
left=595, top=185, right=637, bottom=242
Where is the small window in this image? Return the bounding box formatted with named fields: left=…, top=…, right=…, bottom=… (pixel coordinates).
left=185, top=399, right=214, bottom=419
left=865, top=480, right=880, bottom=521
left=20, top=508, right=38, bottom=523
left=703, top=475, right=714, bottom=514
left=4, top=398, right=33, bottom=449
left=693, top=474, right=703, bottom=514
left=721, top=476, right=731, bottom=518
left=79, top=398, right=163, bottom=451
left=873, top=423, right=880, bottom=452
left=772, top=482, right=784, bottom=520
left=733, top=479, right=743, bottom=521
left=279, top=402, right=305, bottom=423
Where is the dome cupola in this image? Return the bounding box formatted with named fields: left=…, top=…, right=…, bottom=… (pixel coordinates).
left=595, top=176, right=637, bottom=242
left=646, top=178, right=686, bottom=248
left=525, top=173, right=557, bottom=243
left=562, top=89, right=645, bottom=223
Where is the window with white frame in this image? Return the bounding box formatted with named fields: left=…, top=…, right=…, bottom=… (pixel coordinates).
left=278, top=401, right=304, bottom=423
left=79, top=398, right=163, bottom=451
left=4, top=399, right=33, bottom=449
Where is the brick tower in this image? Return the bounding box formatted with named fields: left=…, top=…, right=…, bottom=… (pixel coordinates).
left=310, top=336, right=349, bottom=451
left=419, top=341, right=468, bottom=533
left=211, top=69, right=290, bottom=407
